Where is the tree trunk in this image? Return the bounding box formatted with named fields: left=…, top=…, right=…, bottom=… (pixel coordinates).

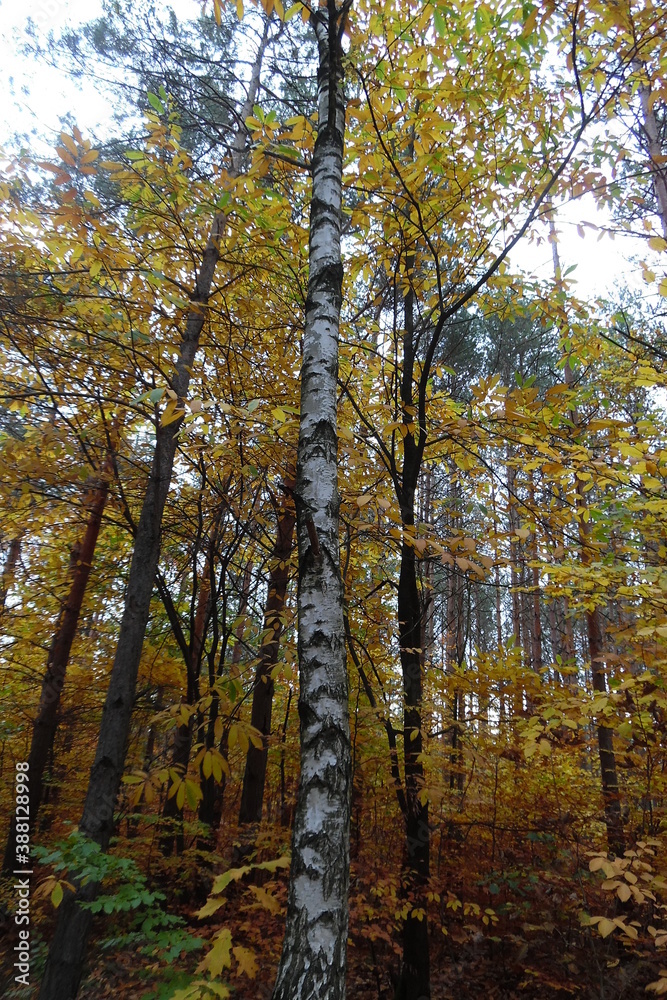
left=396, top=520, right=431, bottom=1000
left=2, top=460, right=112, bottom=874
left=160, top=553, right=212, bottom=856
left=394, top=270, right=430, bottom=997
left=238, top=479, right=296, bottom=833
left=271, top=5, right=350, bottom=997
left=38, top=30, right=271, bottom=999
left=0, top=532, right=21, bottom=611
left=528, top=475, right=543, bottom=674
left=638, top=71, right=667, bottom=236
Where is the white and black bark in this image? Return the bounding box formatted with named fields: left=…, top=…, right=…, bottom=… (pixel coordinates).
left=271, top=4, right=351, bottom=999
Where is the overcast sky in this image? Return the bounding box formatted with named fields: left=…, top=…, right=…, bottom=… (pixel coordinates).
left=0, top=0, right=659, bottom=304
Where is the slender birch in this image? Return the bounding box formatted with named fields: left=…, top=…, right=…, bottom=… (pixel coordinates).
left=271, top=3, right=351, bottom=997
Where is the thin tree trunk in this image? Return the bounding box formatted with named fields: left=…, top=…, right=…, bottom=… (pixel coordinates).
left=638, top=73, right=667, bottom=236
left=210, top=559, right=255, bottom=835
left=238, top=476, right=296, bottom=833
left=160, top=553, right=212, bottom=856
left=279, top=687, right=293, bottom=827
left=528, top=473, right=542, bottom=673
left=2, top=455, right=113, bottom=874
left=38, top=31, right=271, bottom=999
left=394, top=271, right=430, bottom=999
left=271, top=5, right=351, bottom=997
left=0, top=533, right=21, bottom=611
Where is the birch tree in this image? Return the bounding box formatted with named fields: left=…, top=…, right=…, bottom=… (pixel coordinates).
left=271, top=2, right=351, bottom=997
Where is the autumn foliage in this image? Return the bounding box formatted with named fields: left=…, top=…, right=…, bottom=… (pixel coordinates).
left=2, top=0, right=667, bottom=998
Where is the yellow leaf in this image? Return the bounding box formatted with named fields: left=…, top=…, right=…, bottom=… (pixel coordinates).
left=597, top=917, right=617, bottom=938
left=198, top=928, right=232, bottom=978
left=617, top=883, right=631, bottom=902
left=233, top=945, right=258, bottom=978
left=273, top=0, right=284, bottom=18
left=356, top=494, right=372, bottom=507
left=235, top=0, right=243, bottom=19
left=649, top=236, right=667, bottom=252
left=59, top=132, right=78, bottom=157
left=56, top=146, right=77, bottom=167
left=161, top=400, right=185, bottom=427
left=659, top=278, right=667, bottom=297
left=196, top=896, right=225, bottom=919
left=51, top=882, right=64, bottom=908
left=247, top=884, right=281, bottom=915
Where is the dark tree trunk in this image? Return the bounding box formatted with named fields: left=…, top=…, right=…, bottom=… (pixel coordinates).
left=38, top=31, right=271, bottom=996
left=160, top=717, right=195, bottom=857
left=395, top=261, right=430, bottom=997
left=587, top=604, right=624, bottom=854
left=396, top=528, right=431, bottom=1000
left=3, top=467, right=111, bottom=874
left=238, top=482, right=296, bottom=832
left=160, top=554, right=212, bottom=856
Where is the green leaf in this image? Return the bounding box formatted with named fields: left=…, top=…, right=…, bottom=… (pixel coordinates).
left=433, top=10, right=446, bottom=36
left=147, top=92, right=166, bottom=115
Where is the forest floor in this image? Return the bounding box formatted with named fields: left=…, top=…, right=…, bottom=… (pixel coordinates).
left=2, top=829, right=665, bottom=1000
left=1, top=898, right=660, bottom=1000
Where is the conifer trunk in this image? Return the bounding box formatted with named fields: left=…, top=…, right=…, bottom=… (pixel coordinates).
left=38, top=31, right=270, bottom=999
left=2, top=460, right=112, bottom=874
left=271, top=4, right=351, bottom=997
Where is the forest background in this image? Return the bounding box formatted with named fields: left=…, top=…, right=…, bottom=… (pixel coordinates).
left=1, top=0, right=667, bottom=998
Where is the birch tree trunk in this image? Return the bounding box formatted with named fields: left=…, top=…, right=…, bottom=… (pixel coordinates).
left=0, top=532, right=21, bottom=611
left=38, top=28, right=271, bottom=1000
left=271, top=4, right=351, bottom=997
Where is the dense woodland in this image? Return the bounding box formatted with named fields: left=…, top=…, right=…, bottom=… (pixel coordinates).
left=1, top=0, right=667, bottom=997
